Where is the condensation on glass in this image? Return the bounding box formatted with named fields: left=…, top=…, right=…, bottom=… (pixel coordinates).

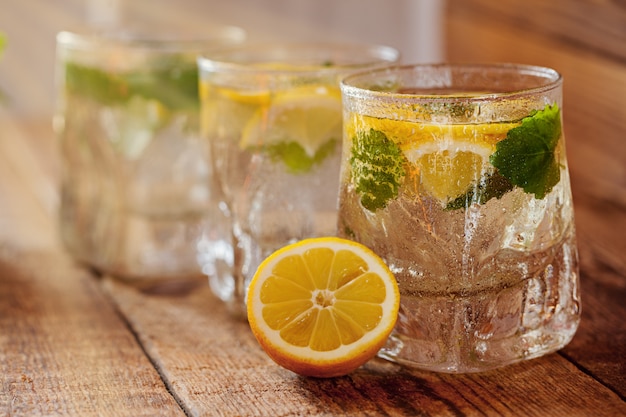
left=339, top=63, right=581, bottom=373
left=54, top=26, right=245, bottom=284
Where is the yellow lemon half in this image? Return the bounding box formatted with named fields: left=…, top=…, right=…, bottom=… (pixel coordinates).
left=246, top=237, right=400, bottom=378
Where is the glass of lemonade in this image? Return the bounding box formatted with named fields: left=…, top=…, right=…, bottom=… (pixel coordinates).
left=55, top=26, right=245, bottom=284
left=338, top=63, right=581, bottom=373
left=197, top=43, right=399, bottom=317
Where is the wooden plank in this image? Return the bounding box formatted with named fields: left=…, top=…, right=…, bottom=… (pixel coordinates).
left=0, top=113, right=57, bottom=250
left=0, top=0, right=72, bottom=116
left=446, top=0, right=626, bottom=63
left=563, top=200, right=626, bottom=398
left=102, top=277, right=626, bottom=417
left=0, top=249, right=185, bottom=417
left=564, top=274, right=626, bottom=399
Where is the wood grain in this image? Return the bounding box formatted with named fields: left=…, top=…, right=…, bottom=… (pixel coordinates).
left=446, top=0, right=626, bottom=63
left=0, top=250, right=185, bottom=416
left=0, top=112, right=58, bottom=251
left=101, top=276, right=626, bottom=417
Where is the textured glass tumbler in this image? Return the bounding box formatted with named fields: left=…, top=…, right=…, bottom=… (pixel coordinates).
left=54, top=26, right=245, bottom=285
left=338, top=63, right=581, bottom=373
left=197, top=43, right=399, bottom=317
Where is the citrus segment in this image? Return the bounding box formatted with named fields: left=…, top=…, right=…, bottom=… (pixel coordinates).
left=263, top=300, right=312, bottom=331
left=247, top=237, right=400, bottom=378
left=303, top=247, right=334, bottom=288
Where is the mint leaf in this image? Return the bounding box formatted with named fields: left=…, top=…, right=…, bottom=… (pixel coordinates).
left=489, top=104, right=561, bottom=199
left=124, top=56, right=199, bottom=110
left=66, top=62, right=130, bottom=105
left=350, top=128, right=406, bottom=211
left=65, top=57, right=199, bottom=110
left=264, top=138, right=338, bottom=174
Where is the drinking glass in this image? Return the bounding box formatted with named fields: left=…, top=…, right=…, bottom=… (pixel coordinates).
left=54, top=25, right=245, bottom=285
left=197, top=42, right=399, bottom=317
left=338, top=63, right=581, bottom=373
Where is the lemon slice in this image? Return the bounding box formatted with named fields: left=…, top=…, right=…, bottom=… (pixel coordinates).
left=240, top=86, right=342, bottom=157
left=404, top=139, right=496, bottom=202
left=347, top=115, right=516, bottom=149
left=247, top=237, right=400, bottom=378
left=397, top=123, right=510, bottom=202
left=216, top=86, right=271, bottom=106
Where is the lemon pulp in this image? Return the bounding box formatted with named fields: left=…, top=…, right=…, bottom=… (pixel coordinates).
left=260, top=246, right=387, bottom=351
left=247, top=237, right=399, bottom=378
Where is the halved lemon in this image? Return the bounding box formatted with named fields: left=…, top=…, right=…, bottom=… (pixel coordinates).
left=240, top=85, right=342, bottom=157
left=246, top=237, right=400, bottom=378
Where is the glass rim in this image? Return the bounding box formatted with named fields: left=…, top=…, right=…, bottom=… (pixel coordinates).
left=56, top=25, right=246, bottom=51
left=340, top=62, right=563, bottom=102
left=197, top=42, right=400, bottom=76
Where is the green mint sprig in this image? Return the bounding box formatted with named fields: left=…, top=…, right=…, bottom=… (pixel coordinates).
left=65, top=62, right=129, bottom=105
left=65, top=56, right=199, bottom=111
left=350, top=128, right=406, bottom=211
left=489, top=104, right=562, bottom=199
left=263, top=138, right=338, bottom=174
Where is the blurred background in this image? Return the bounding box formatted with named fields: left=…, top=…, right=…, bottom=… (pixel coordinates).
left=0, top=0, right=444, bottom=116
left=0, top=0, right=624, bottom=210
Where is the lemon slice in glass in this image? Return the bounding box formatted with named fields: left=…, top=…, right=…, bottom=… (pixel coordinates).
left=216, top=86, right=272, bottom=106
left=397, top=123, right=516, bottom=202
left=403, top=139, right=495, bottom=202
left=240, top=86, right=342, bottom=173
left=247, top=237, right=400, bottom=378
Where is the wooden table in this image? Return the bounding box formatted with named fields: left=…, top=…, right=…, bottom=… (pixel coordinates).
left=1, top=1, right=625, bottom=416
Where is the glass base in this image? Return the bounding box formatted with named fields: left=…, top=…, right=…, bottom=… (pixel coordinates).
left=378, top=317, right=580, bottom=373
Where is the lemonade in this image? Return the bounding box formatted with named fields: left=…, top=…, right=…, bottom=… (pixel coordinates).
left=55, top=28, right=244, bottom=282
left=197, top=44, right=399, bottom=317
left=338, top=64, right=581, bottom=373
